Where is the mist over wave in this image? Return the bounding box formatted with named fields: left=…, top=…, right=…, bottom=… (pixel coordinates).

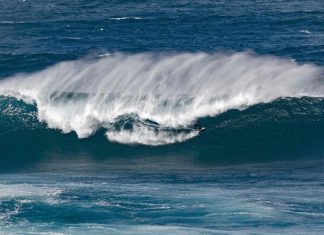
left=0, top=51, right=322, bottom=145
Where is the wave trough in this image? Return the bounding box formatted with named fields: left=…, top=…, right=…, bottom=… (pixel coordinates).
left=0, top=52, right=322, bottom=145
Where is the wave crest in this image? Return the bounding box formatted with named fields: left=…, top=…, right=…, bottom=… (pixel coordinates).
left=0, top=51, right=322, bottom=145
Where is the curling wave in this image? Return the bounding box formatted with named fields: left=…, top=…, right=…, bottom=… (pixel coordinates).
left=0, top=51, right=323, bottom=145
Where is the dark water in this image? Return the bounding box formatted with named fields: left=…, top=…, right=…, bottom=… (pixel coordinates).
left=0, top=0, right=324, bottom=234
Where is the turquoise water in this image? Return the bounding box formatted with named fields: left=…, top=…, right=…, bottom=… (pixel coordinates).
left=0, top=0, right=324, bottom=234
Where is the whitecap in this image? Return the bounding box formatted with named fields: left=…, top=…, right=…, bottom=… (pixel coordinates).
left=300, top=29, right=311, bottom=34
left=1, top=21, right=14, bottom=24
left=0, top=51, right=322, bottom=145
left=59, top=36, right=83, bottom=40
left=109, top=16, right=142, bottom=21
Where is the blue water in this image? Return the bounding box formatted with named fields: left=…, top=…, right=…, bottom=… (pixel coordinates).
left=1, top=0, right=324, bottom=234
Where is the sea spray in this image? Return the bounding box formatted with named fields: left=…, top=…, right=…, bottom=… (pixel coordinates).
left=0, top=52, right=322, bottom=145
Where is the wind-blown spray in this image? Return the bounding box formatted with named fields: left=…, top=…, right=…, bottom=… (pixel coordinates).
left=0, top=52, right=322, bottom=145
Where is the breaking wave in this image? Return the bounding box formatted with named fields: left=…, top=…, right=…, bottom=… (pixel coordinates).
left=0, top=51, right=323, bottom=145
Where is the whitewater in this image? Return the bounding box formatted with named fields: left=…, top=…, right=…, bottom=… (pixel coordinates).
left=0, top=51, right=322, bottom=145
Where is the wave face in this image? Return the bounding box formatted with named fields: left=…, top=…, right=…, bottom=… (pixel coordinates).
left=0, top=52, right=323, bottom=145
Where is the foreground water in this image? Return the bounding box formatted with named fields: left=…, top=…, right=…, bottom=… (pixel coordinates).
left=0, top=0, right=324, bottom=234
left=1, top=160, right=324, bottom=234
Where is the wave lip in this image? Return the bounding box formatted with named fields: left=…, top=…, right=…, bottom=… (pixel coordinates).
left=0, top=51, right=322, bottom=145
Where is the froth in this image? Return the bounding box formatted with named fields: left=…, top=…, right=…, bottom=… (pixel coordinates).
left=106, top=124, right=199, bottom=145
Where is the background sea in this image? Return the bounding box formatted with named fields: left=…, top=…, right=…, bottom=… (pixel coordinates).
left=0, top=0, right=324, bottom=234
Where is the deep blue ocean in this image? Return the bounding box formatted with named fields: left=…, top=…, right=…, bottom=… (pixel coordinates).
left=0, top=0, right=324, bottom=234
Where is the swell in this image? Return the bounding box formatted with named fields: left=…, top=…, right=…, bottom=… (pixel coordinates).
left=0, top=51, right=323, bottom=146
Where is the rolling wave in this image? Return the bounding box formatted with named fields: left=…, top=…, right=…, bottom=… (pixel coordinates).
left=0, top=51, right=323, bottom=145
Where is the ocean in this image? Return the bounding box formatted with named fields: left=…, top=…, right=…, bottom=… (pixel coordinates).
left=0, top=0, right=324, bottom=234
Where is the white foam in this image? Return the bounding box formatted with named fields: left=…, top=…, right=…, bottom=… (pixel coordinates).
left=109, top=17, right=142, bottom=21
left=0, top=184, right=62, bottom=199
left=300, top=29, right=311, bottom=34
left=1, top=21, right=14, bottom=24
left=0, top=21, right=24, bottom=24
left=98, top=53, right=111, bottom=58
left=59, top=36, right=83, bottom=40
left=0, top=51, right=322, bottom=145
left=106, top=124, right=199, bottom=145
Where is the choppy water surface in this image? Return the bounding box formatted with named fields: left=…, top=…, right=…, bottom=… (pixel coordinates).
left=1, top=161, right=324, bottom=234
